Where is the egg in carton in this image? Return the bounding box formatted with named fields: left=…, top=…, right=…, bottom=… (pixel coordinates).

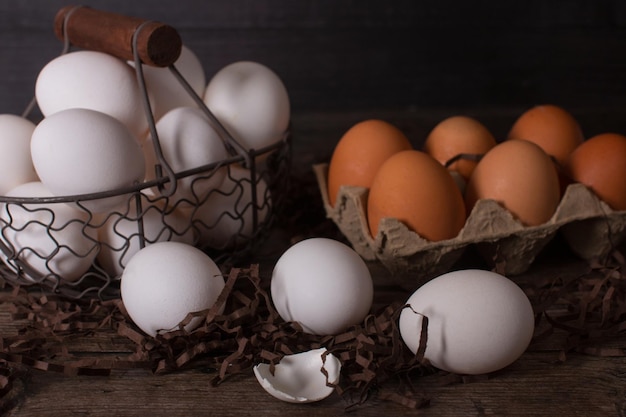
left=313, top=163, right=626, bottom=285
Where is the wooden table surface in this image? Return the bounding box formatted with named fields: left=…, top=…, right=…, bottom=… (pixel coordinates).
left=0, top=109, right=624, bottom=416
left=2, top=2, right=626, bottom=415
left=1, top=232, right=626, bottom=417
left=3, top=256, right=626, bottom=417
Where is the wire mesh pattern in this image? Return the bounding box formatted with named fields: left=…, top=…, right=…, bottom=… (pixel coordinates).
left=0, top=9, right=291, bottom=300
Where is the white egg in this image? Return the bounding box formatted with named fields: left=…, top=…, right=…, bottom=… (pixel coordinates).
left=0, top=181, right=98, bottom=282
left=399, top=269, right=535, bottom=375
left=143, top=106, right=228, bottom=202
left=270, top=238, right=373, bottom=335
left=192, top=164, right=270, bottom=250
left=96, top=193, right=195, bottom=278
left=35, top=50, right=149, bottom=137
left=30, top=108, right=146, bottom=213
left=203, top=61, right=290, bottom=153
left=121, top=241, right=225, bottom=337
left=0, top=114, right=38, bottom=194
left=130, top=45, right=206, bottom=121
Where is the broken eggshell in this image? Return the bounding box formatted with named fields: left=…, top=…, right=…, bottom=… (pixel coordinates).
left=253, top=348, right=341, bottom=403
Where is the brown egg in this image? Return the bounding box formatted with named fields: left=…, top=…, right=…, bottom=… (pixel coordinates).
left=423, top=115, right=497, bottom=180
left=465, top=139, right=561, bottom=226
left=367, top=150, right=466, bottom=241
left=507, top=104, right=584, bottom=168
left=566, top=132, right=626, bottom=211
left=327, top=119, right=412, bottom=207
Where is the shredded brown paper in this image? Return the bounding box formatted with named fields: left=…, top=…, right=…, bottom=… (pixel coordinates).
left=0, top=264, right=432, bottom=411
left=0, top=170, right=626, bottom=413
left=1, top=248, right=626, bottom=413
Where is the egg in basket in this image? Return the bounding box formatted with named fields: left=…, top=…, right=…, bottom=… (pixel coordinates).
left=0, top=6, right=291, bottom=299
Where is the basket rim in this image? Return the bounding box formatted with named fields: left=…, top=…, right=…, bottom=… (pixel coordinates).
left=0, top=132, right=290, bottom=205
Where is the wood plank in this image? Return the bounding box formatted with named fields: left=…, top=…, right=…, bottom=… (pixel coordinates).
left=1, top=229, right=625, bottom=416
left=4, top=349, right=625, bottom=416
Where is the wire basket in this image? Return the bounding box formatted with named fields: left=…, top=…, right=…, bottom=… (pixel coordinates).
left=0, top=6, right=291, bottom=300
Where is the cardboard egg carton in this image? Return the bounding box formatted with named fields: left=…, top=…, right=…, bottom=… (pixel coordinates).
left=313, top=163, right=626, bottom=284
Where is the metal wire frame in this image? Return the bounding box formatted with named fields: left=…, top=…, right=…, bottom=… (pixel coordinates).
left=0, top=10, right=292, bottom=300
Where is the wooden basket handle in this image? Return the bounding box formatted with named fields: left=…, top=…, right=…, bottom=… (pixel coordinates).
left=54, top=5, right=182, bottom=67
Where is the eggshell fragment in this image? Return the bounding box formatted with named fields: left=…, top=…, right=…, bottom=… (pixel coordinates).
left=399, top=269, right=535, bottom=375
left=0, top=114, right=38, bottom=195
left=120, top=241, right=225, bottom=337
left=253, top=348, right=341, bottom=403
left=271, top=238, right=373, bottom=335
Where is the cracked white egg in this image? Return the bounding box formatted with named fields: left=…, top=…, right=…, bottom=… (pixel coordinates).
left=253, top=348, right=341, bottom=403
left=270, top=238, right=373, bottom=335
left=203, top=61, right=290, bottom=154
left=35, top=50, right=149, bottom=138
left=121, top=241, right=225, bottom=338
left=0, top=114, right=38, bottom=195
left=399, top=269, right=535, bottom=375
left=0, top=181, right=98, bottom=282
left=30, top=108, right=145, bottom=213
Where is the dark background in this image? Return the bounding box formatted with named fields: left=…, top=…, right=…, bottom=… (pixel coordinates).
left=2, top=0, right=626, bottom=152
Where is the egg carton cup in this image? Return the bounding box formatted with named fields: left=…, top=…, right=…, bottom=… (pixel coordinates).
left=0, top=6, right=292, bottom=300
left=313, top=163, right=626, bottom=286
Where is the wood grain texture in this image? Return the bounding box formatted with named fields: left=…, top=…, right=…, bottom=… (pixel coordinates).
left=1, top=276, right=625, bottom=417
left=5, top=353, right=625, bottom=417
left=0, top=217, right=625, bottom=416
left=1, top=3, right=626, bottom=415
left=54, top=5, right=183, bottom=67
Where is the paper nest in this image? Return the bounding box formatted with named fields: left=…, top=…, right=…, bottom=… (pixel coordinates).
left=313, top=163, right=626, bottom=285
